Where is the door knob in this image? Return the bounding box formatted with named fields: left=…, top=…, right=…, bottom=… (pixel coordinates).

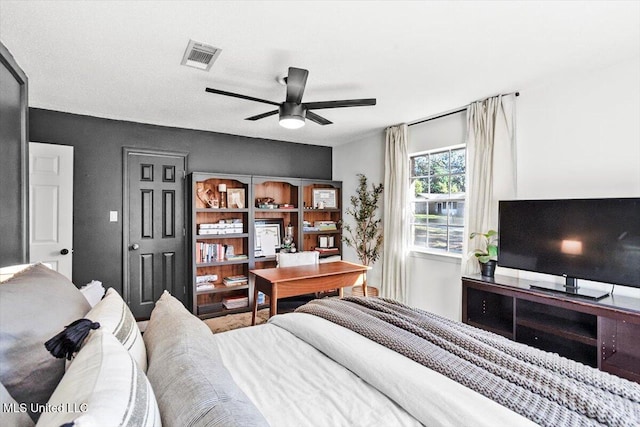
left=131, top=243, right=140, bottom=250
left=60, top=248, right=69, bottom=255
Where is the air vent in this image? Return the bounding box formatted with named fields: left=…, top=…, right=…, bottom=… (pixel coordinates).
left=180, top=39, right=222, bottom=71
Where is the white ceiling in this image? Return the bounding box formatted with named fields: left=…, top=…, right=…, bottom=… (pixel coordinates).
left=1, top=1, right=639, bottom=147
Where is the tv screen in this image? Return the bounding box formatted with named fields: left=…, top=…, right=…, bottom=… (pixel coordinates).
left=498, top=198, right=640, bottom=288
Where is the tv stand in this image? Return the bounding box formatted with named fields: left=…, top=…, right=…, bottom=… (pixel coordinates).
left=529, top=277, right=609, bottom=300
left=462, top=274, right=640, bottom=383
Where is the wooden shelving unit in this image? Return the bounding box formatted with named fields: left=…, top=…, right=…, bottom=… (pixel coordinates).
left=301, top=180, right=342, bottom=260
left=253, top=177, right=300, bottom=270
left=462, top=275, right=640, bottom=383
left=188, top=173, right=251, bottom=319
left=188, top=173, right=343, bottom=319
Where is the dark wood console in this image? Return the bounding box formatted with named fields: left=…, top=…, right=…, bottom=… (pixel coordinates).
left=462, top=275, right=640, bottom=383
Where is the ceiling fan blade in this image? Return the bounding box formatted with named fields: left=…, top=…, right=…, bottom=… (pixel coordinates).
left=305, top=98, right=377, bottom=110
left=245, top=110, right=279, bottom=121
left=306, top=111, right=333, bottom=126
left=285, top=67, right=309, bottom=104
left=205, top=88, right=280, bottom=106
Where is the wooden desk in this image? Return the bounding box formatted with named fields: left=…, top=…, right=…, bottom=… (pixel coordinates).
left=250, top=261, right=369, bottom=325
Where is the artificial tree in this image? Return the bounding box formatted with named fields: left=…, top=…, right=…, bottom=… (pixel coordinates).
left=342, top=174, right=383, bottom=295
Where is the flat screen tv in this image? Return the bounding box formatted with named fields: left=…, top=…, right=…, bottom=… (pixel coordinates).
left=498, top=198, right=640, bottom=299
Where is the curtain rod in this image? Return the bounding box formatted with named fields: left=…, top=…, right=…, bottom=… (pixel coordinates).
left=408, top=91, right=520, bottom=127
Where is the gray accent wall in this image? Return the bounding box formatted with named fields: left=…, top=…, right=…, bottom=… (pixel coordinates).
left=29, top=108, right=332, bottom=294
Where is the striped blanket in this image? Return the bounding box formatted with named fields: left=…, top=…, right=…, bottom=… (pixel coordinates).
left=296, top=297, right=640, bottom=427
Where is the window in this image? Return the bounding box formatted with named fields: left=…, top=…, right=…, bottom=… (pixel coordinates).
left=410, top=145, right=465, bottom=255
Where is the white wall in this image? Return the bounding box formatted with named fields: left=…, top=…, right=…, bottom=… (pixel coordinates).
left=333, top=131, right=386, bottom=290
left=517, top=57, right=640, bottom=199
left=333, top=55, right=640, bottom=318
left=511, top=56, right=640, bottom=299
left=405, top=111, right=467, bottom=320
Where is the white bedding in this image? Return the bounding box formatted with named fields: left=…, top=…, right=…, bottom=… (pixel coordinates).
left=213, top=312, right=537, bottom=427
left=213, top=317, right=421, bottom=426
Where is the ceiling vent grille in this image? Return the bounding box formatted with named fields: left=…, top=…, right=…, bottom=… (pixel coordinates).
left=181, top=39, right=221, bottom=71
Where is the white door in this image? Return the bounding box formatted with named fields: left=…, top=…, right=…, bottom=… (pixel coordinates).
left=29, top=142, right=74, bottom=279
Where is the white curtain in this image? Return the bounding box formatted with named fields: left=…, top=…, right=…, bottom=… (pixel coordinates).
left=382, top=124, right=409, bottom=302
left=462, top=94, right=517, bottom=275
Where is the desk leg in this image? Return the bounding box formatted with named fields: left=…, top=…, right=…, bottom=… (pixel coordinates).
left=251, top=276, right=259, bottom=326
left=363, top=272, right=368, bottom=297
left=270, top=284, right=278, bottom=318
left=338, top=287, right=344, bottom=298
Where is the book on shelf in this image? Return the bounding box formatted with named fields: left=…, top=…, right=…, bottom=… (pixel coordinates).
left=224, top=274, right=248, bottom=281
left=222, top=295, right=248, bottom=309
left=196, top=283, right=216, bottom=292
left=223, top=280, right=248, bottom=287
left=314, top=247, right=340, bottom=254
left=196, top=274, right=218, bottom=283
left=198, top=223, right=219, bottom=229
left=314, top=221, right=337, bottom=231
left=197, top=244, right=248, bottom=263
left=198, top=220, right=243, bottom=235
left=197, top=242, right=225, bottom=263
left=223, top=275, right=248, bottom=286
left=303, top=220, right=319, bottom=232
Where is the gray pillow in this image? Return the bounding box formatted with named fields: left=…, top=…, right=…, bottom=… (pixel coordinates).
left=0, top=263, right=90, bottom=422
left=144, top=291, right=268, bottom=427
left=0, top=381, right=34, bottom=427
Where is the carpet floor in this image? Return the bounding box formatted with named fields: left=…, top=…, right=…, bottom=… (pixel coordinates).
left=202, top=293, right=354, bottom=334
left=204, top=309, right=270, bottom=334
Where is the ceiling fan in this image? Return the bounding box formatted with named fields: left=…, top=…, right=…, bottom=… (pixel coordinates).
left=205, top=67, right=376, bottom=129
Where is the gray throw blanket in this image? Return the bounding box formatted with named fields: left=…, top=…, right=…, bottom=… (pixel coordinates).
left=296, top=297, right=640, bottom=427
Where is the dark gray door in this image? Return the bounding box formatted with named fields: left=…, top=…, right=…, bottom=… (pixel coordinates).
left=0, top=42, right=29, bottom=267
left=125, top=150, right=186, bottom=319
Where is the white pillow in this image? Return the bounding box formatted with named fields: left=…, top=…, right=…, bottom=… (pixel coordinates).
left=36, top=329, right=160, bottom=427
left=82, top=288, right=147, bottom=372
left=0, top=263, right=53, bottom=282
left=79, top=280, right=106, bottom=307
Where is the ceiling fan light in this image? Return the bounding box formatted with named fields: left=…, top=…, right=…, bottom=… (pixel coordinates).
left=279, top=102, right=306, bottom=129
left=279, top=116, right=305, bottom=129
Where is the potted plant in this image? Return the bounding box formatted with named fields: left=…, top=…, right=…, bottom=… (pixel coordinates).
left=469, top=229, right=498, bottom=277
left=342, top=174, right=383, bottom=295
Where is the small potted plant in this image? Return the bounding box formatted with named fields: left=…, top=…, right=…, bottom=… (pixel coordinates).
left=469, top=229, right=498, bottom=277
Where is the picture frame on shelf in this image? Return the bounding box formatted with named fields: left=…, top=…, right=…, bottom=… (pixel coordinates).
left=254, top=218, right=284, bottom=257
left=227, top=188, right=245, bottom=209
left=312, top=188, right=337, bottom=209
left=196, top=186, right=219, bottom=208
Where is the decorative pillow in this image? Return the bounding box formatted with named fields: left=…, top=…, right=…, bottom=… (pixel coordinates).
left=83, top=288, right=146, bottom=371
left=0, top=381, right=34, bottom=427
left=79, top=280, right=106, bottom=307
left=144, top=291, right=268, bottom=427
left=36, top=329, right=160, bottom=427
left=0, top=263, right=90, bottom=422
left=0, top=263, right=36, bottom=282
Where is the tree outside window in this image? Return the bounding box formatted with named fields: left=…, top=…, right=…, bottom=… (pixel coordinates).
left=410, top=146, right=465, bottom=254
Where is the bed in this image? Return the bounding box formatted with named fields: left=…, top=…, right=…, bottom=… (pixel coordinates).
left=1, top=263, right=639, bottom=427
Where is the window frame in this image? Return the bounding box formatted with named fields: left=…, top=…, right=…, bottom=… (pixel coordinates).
left=409, top=143, right=466, bottom=257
